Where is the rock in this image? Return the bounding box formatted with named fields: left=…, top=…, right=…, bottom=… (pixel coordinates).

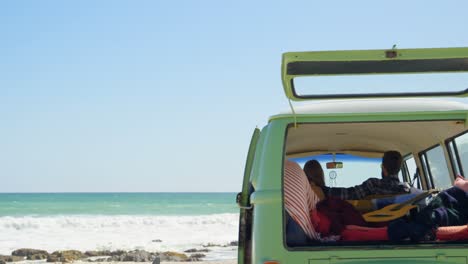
left=110, top=250, right=126, bottom=256
left=12, top=249, right=49, bottom=257
left=184, top=248, right=209, bottom=253
left=152, top=239, right=162, bottom=243
left=27, top=253, right=49, bottom=260
left=159, top=251, right=189, bottom=262
left=49, top=250, right=84, bottom=262
left=0, top=255, right=24, bottom=262
left=85, top=250, right=111, bottom=257
left=86, top=257, right=110, bottom=262
left=46, top=255, right=60, bottom=262
left=152, top=256, right=160, bottom=264
left=189, top=253, right=206, bottom=261
left=85, top=251, right=99, bottom=257
left=122, top=250, right=150, bottom=262
left=107, top=250, right=153, bottom=262
left=202, top=243, right=221, bottom=248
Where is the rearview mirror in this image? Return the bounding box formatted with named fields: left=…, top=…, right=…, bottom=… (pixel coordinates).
left=326, top=162, right=343, bottom=169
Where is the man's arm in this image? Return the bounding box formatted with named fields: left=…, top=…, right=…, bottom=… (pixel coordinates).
left=322, top=178, right=379, bottom=200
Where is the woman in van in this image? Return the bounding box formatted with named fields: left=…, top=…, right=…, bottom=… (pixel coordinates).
left=303, top=160, right=326, bottom=200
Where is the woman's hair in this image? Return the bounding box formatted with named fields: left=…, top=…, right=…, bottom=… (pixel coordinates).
left=303, top=160, right=325, bottom=187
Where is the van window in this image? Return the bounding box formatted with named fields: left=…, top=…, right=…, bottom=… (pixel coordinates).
left=283, top=121, right=468, bottom=248
left=454, top=132, right=468, bottom=176
left=447, top=140, right=462, bottom=176
left=404, top=156, right=420, bottom=188
left=424, top=145, right=452, bottom=189
left=419, top=154, right=433, bottom=188
left=294, top=154, right=381, bottom=188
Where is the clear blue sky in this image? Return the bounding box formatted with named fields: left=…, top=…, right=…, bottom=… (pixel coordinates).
left=1, top=1, right=468, bottom=192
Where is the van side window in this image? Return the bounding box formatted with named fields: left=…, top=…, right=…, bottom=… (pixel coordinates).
left=424, top=145, right=452, bottom=189
left=404, top=156, right=420, bottom=188
left=419, top=154, right=433, bottom=188
left=447, top=140, right=462, bottom=176
left=454, top=132, right=468, bottom=176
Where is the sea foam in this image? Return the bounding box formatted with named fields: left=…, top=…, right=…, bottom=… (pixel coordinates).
left=0, top=214, right=239, bottom=259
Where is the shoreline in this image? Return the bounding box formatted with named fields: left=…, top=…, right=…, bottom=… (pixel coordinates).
left=9, top=261, right=237, bottom=264
left=2, top=260, right=237, bottom=264
left=0, top=214, right=239, bottom=259
left=0, top=245, right=238, bottom=263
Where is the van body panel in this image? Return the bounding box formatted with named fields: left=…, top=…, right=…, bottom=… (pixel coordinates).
left=244, top=112, right=468, bottom=264
left=239, top=47, right=468, bottom=264
left=238, top=128, right=261, bottom=264
left=270, top=110, right=468, bottom=123
left=250, top=126, right=268, bottom=189
left=248, top=121, right=285, bottom=263
left=252, top=121, right=286, bottom=191
left=276, top=99, right=468, bottom=116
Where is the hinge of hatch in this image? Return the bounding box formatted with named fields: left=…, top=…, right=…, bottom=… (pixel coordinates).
left=288, top=99, right=298, bottom=129
left=236, top=192, right=252, bottom=210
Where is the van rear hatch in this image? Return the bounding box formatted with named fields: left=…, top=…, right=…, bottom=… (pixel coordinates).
left=282, top=47, right=468, bottom=100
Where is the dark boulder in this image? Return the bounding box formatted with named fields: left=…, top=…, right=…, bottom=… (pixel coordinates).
left=158, top=252, right=189, bottom=262
left=85, top=250, right=112, bottom=257
left=202, top=243, right=221, bottom=248
left=46, top=255, right=59, bottom=263
left=107, top=250, right=154, bottom=262
left=189, top=253, right=206, bottom=261
left=27, top=253, right=49, bottom=260
left=184, top=248, right=210, bottom=253
left=12, top=249, right=48, bottom=258
left=110, top=250, right=126, bottom=256
left=49, top=250, right=84, bottom=262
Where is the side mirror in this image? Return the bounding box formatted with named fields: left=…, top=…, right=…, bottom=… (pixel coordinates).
left=326, top=162, right=343, bottom=169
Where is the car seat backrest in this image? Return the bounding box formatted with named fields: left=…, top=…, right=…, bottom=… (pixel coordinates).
left=284, top=160, right=320, bottom=240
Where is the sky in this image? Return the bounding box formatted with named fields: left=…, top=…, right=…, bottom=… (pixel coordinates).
left=1, top=0, right=468, bottom=192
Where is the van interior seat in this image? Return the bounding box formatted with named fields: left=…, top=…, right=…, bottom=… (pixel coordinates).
left=339, top=184, right=468, bottom=242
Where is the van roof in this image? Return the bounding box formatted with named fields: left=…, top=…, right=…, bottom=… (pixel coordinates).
left=271, top=98, right=468, bottom=120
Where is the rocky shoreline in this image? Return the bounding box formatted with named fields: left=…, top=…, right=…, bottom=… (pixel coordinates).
left=0, top=242, right=238, bottom=264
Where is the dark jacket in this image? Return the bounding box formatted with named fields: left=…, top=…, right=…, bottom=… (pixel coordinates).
left=322, top=176, right=409, bottom=200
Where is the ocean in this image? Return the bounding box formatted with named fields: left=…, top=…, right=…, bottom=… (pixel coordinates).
left=0, top=193, right=239, bottom=260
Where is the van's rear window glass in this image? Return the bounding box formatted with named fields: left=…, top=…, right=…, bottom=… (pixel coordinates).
left=292, top=72, right=468, bottom=98
left=425, top=146, right=452, bottom=189
left=291, top=154, right=380, bottom=188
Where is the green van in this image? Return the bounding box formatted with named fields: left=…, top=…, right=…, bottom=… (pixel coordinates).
left=237, top=47, right=468, bottom=264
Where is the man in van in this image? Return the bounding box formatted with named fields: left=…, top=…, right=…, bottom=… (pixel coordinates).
left=321, top=151, right=410, bottom=200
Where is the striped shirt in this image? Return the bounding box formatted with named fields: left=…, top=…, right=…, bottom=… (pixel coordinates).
left=284, top=160, right=320, bottom=240
left=322, top=176, right=410, bottom=200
